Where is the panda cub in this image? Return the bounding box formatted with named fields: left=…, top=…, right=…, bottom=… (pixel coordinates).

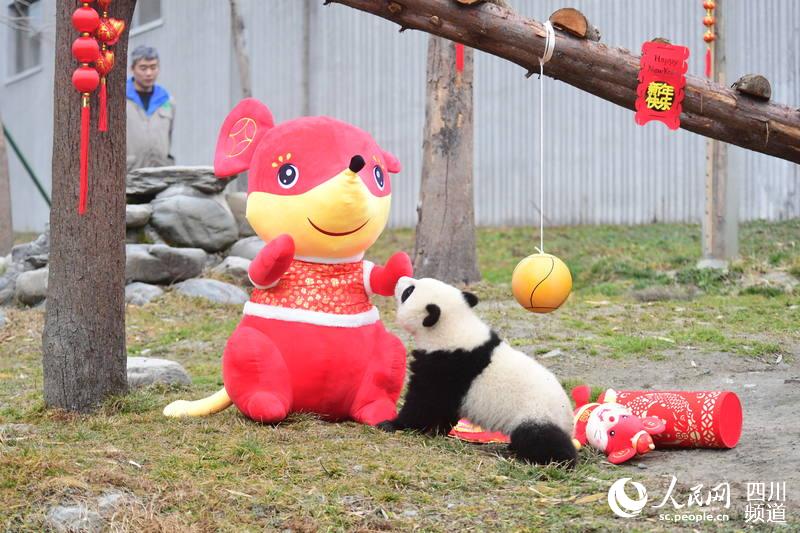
left=378, top=277, right=577, bottom=466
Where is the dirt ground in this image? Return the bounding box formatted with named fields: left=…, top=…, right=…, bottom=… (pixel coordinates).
left=487, top=297, right=800, bottom=518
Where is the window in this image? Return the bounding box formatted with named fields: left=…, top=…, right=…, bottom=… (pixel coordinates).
left=132, top=0, right=161, bottom=28
left=7, top=0, right=43, bottom=76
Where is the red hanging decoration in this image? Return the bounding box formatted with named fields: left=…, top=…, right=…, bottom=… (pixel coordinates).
left=702, top=0, right=716, bottom=78
left=634, top=41, right=689, bottom=130
left=455, top=43, right=465, bottom=73
left=95, top=49, right=115, bottom=131
left=72, top=1, right=101, bottom=214
left=95, top=0, right=125, bottom=132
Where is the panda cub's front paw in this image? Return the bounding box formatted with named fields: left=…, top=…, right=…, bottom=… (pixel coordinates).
left=376, top=420, right=398, bottom=432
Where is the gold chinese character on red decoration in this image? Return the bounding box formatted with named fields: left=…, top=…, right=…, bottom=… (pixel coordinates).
left=645, top=81, right=675, bottom=111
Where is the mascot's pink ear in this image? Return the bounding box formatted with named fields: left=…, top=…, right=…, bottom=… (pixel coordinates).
left=214, top=98, right=275, bottom=177
left=382, top=149, right=401, bottom=174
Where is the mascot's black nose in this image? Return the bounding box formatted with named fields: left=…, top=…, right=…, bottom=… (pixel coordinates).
left=349, top=155, right=366, bottom=173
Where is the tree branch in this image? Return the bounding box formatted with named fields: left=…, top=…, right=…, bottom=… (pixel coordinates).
left=327, top=0, right=800, bottom=164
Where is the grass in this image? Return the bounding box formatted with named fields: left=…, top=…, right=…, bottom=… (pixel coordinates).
left=1, top=220, right=799, bottom=531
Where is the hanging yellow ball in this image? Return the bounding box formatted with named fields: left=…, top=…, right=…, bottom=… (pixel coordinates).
left=511, top=253, right=573, bottom=313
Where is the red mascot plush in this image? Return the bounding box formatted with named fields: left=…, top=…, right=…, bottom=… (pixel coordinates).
left=164, top=98, right=412, bottom=425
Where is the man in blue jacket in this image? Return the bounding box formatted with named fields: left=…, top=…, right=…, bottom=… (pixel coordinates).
left=126, top=45, right=175, bottom=171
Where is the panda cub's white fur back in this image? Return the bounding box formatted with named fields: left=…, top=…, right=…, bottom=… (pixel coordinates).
left=380, top=277, right=577, bottom=466
left=461, top=342, right=573, bottom=436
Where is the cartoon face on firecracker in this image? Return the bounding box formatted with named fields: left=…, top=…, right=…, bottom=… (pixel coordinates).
left=213, top=99, right=400, bottom=259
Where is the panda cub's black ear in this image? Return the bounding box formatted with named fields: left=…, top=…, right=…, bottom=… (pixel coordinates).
left=462, top=291, right=479, bottom=308
left=423, top=304, right=441, bottom=327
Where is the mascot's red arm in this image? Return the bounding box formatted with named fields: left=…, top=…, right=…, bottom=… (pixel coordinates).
left=369, top=252, right=413, bottom=296
left=249, top=234, right=295, bottom=288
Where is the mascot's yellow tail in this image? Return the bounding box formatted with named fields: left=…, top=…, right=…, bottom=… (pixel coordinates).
left=163, top=388, right=232, bottom=417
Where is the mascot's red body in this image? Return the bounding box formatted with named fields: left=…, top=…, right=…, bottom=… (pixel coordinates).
left=164, top=99, right=411, bottom=425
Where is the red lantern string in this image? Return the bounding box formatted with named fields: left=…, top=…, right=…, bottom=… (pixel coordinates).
left=72, top=2, right=101, bottom=214
left=702, top=0, right=716, bottom=78
left=455, top=43, right=465, bottom=73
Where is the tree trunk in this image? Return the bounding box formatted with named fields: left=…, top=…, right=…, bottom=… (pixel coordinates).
left=701, top=0, right=737, bottom=266
left=327, top=0, right=800, bottom=165
left=229, top=0, right=252, bottom=192
left=0, top=114, right=12, bottom=256
left=42, top=0, right=137, bottom=412
left=413, top=37, right=480, bottom=284
left=229, top=0, right=252, bottom=99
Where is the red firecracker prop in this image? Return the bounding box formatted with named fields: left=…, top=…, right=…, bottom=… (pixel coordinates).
left=702, top=0, right=716, bottom=78
left=95, top=0, right=125, bottom=131
left=634, top=41, right=689, bottom=130
left=599, top=389, right=742, bottom=449
left=72, top=3, right=101, bottom=214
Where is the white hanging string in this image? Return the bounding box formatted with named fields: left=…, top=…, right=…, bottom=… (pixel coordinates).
left=536, top=21, right=555, bottom=255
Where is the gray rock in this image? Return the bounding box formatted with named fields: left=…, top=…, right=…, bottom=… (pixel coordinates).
left=211, top=256, right=251, bottom=285
left=45, top=505, right=102, bottom=533
left=126, top=204, right=153, bottom=228
left=228, top=236, right=265, bottom=260
left=762, top=271, right=799, bottom=292
left=0, top=309, right=5, bottom=327
left=127, top=165, right=233, bottom=198
left=125, top=244, right=206, bottom=284
left=143, top=225, right=167, bottom=245
left=125, top=282, right=164, bottom=305
left=0, top=270, right=19, bottom=305
left=155, top=183, right=208, bottom=200
left=150, top=194, right=238, bottom=252
left=225, top=191, right=255, bottom=237
left=23, top=254, right=48, bottom=270
left=11, top=230, right=49, bottom=266
left=15, top=267, right=48, bottom=306
left=204, top=253, right=224, bottom=270
left=0, top=423, right=34, bottom=436
left=97, top=491, right=136, bottom=515
left=127, top=356, right=191, bottom=388
left=173, top=278, right=249, bottom=304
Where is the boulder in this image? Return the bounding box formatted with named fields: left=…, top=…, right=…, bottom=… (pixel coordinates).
left=228, top=236, right=264, bottom=260
left=150, top=194, right=238, bottom=252
left=23, top=254, right=48, bottom=270
left=11, top=230, right=49, bottom=271
left=15, top=267, right=48, bottom=306
left=173, top=278, right=249, bottom=304
left=0, top=266, right=21, bottom=306
left=127, top=165, right=233, bottom=199
left=125, top=282, right=164, bottom=305
left=125, top=244, right=206, bottom=284
left=45, top=505, right=102, bottom=533
left=225, top=191, right=255, bottom=237
left=211, top=256, right=251, bottom=285
left=127, top=356, right=191, bottom=388
left=155, top=183, right=208, bottom=200
left=125, top=204, right=152, bottom=228
left=0, top=423, right=34, bottom=437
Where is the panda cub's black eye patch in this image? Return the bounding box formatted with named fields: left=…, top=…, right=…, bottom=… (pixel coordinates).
left=400, top=285, right=415, bottom=303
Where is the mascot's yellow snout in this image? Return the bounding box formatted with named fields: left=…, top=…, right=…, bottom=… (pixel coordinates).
left=246, top=160, right=392, bottom=259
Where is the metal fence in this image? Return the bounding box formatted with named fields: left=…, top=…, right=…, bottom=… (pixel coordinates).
left=1, top=0, right=797, bottom=231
